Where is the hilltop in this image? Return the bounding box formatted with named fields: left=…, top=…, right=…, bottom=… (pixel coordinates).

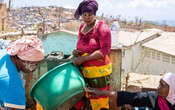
left=2, top=6, right=175, bottom=33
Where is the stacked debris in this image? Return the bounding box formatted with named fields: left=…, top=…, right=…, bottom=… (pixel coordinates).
left=125, top=73, right=162, bottom=92
left=0, top=39, right=10, bottom=49
left=0, top=39, right=10, bottom=57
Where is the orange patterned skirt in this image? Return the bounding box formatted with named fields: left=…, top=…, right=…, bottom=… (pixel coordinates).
left=72, top=54, right=112, bottom=110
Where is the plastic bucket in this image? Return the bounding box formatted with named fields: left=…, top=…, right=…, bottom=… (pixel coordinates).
left=30, top=62, right=85, bottom=110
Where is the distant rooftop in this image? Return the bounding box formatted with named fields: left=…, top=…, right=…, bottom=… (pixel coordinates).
left=142, top=32, right=175, bottom=56
left=117, top=28, right=175, bottom=56
left=118, top=28, right=162, bottom=47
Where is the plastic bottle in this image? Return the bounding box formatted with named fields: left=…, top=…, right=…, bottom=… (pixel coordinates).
left=111, top=19, right=120, bottom=48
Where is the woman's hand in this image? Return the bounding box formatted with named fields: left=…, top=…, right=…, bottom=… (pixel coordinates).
left=85, top=87, right=119, bottom=109
left=85, top=87, right=116, bottom=97
left=85, top=87, right=107, bottom=96
left=73, top=56, right=86, bottom=66
left=72, top=49, right=82, bottom=57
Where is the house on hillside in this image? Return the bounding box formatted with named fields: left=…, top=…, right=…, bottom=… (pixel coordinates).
left=118, top=29, right=175, bottom=75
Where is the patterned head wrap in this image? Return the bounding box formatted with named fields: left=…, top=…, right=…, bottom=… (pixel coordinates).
left=7, top=35, right=44, bottom=62
left=74, top=0, right=98, bottom=19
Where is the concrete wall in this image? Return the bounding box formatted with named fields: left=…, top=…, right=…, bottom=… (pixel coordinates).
left=122, top=44, right=142, bottom=75
left=122, top=47, right=132, bottom=74
left=122, top=44, right=175, bottom=75
left=138, top=47, right=175, bottom=75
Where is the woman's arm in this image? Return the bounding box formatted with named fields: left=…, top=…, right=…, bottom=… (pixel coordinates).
left=73, top=50, right=103, bottom=66
left=98, top=21, right=111, bottom=56
left=84, top=50, right=103, bottom=60
left=117, top=91, right=157, bottom=108
left=85, top=88, right=157, bottom=108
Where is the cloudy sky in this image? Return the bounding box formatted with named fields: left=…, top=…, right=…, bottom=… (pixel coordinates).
left=3, top=0, right=174, bottom=22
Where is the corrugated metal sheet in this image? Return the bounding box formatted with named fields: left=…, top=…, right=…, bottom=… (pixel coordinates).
left=142, top=32, right=175, bottom=56
left=118, top=28, right=162, bottom=47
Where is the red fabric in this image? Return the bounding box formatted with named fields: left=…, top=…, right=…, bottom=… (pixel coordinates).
left=83, top=54, right=110, bottom=67
left=77, top=21, right=111, bottom=56
left=158, top=96, right=170, bottom=110
left=73, top=100, right=86, bottom=110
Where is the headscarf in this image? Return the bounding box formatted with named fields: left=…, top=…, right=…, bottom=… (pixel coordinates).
left=74, top=0, right=98, bottom=19
left=7, top=35, right=44, bottom=62
left=162, top=72, right=175, bottom=105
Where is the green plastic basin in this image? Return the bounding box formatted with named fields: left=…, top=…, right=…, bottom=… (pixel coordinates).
left=30, top=62, right=85, bottom=110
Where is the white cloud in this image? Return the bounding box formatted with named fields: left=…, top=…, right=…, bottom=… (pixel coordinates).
left=128, top=0, right=175, bottom=8
left=99, top=0, right=113, bottom=10
left=96, top=0, right=175, bottom=21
